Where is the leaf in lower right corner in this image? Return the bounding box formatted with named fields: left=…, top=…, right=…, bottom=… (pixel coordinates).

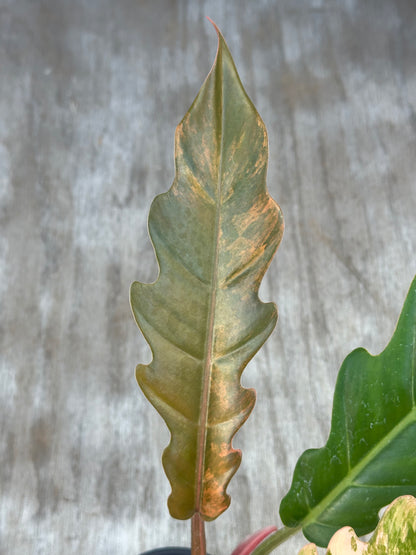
left=280, top=275, right=416, bottom=547
left=299, top=495, right=416, bottom=554
left=367, top=495, right=416, bottom=553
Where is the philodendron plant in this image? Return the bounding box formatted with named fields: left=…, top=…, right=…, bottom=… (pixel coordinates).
left=131, top=21, right=416, bottom=555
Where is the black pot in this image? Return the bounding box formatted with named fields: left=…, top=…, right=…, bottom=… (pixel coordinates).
left=141, top=549, right=191, bottom=555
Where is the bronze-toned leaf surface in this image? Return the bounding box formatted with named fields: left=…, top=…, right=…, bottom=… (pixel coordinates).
left=131, top=23, right=283, bottom=521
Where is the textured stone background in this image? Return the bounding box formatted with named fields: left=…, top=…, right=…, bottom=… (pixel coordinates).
left=1, top=1, right=415, bottom=554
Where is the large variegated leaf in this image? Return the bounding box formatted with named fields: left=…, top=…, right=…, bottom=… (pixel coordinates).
left=130, top=24, right=283, bottom=521
left=298, top=495, right=416, bottom=554
left=279, top=275, right=416, bottom=546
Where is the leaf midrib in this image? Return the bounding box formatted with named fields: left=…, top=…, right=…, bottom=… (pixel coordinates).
left=194, top=43, right=225, bottom=514
left=301, top=405, right=416, bottom=531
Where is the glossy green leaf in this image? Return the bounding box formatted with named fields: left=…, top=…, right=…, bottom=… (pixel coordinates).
left=131, top=23, right=283, bottom=522
left=298, top=495, right=416, bottom=554
left=280, top=275, right=416, bottom=546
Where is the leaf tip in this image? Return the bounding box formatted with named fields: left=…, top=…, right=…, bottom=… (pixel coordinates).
left=205, top=17, right=226, bottom=56
left=205, top=16, right=221, bottom=36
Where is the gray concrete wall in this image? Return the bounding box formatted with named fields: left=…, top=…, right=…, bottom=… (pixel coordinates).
left=1, top=1, right=415, bottom=554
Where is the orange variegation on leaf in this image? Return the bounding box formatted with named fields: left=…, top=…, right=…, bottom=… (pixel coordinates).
left=131, top=22, right=283, bottom=522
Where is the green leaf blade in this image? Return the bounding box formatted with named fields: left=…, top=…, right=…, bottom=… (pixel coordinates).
left=131, top=23, right=283, bottom=522
left=280, top=275, right=416, bottom=546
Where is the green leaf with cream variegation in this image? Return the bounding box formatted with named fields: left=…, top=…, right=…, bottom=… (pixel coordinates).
left=130, top=23, right=283, bottom=522
left=279, top=275, right=416, bottom=546
left=298, top=544, right=320, bottom=555
left=366, top=494, right=416, bottom=553
left=298, top=495, right=416, bottom=554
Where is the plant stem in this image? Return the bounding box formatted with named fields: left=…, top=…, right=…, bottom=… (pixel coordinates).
left=191, top=513, right=206, bottom=555
left=250, top=525, right=302, bottom=555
